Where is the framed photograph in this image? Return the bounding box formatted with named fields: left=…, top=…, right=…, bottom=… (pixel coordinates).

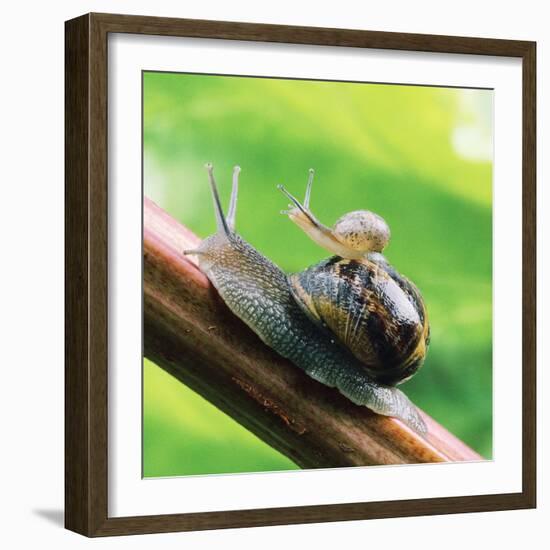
left=65, top=12, right=536, bottom=536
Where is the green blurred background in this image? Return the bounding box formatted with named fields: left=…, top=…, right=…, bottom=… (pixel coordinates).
left=143, top=72, right=493, bottom=477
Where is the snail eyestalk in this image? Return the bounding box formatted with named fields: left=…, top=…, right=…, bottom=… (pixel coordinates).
left=277, top=184, right=309, bottom=217
left=205, top=163, right=230, bottom=237
left=304, top=168, right=314, bottom=210
left=227, top=165, right=241, bottom=231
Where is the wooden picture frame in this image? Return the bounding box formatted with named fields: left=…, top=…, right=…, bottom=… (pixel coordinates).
left=65, top=12, right=536, bottom=537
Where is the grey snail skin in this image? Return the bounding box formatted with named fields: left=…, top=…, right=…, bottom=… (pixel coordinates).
left=184, top=164, right=430, bottom=434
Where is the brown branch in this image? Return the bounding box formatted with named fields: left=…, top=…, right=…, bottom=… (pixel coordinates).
left=143, top=197, right=482, bottom=468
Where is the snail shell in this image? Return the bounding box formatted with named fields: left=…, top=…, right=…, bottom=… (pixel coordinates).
left=290, top=254, right=430, bottom=386
left=332, top=210, right=390, bottom=254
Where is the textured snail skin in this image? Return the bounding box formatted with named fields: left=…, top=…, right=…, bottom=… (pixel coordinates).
left=195, top=231, right=427, bottom=434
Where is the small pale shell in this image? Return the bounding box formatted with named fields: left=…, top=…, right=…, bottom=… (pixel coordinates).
left=333, top=210, right=390, bottom=253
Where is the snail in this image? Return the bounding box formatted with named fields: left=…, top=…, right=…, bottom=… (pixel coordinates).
left=184, top=164, right=430, bottom=433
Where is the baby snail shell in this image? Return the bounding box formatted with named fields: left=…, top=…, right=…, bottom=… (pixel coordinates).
left=279, top=169, right=430, bottom=386
left=184, top=164, right=429, bottom=434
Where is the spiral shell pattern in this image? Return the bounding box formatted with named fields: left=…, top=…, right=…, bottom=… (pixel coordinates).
left=289, top=254, right=430, bottom=386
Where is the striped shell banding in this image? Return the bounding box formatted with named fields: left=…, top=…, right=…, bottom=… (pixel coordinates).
left=290, top=253, right=430, bottom=386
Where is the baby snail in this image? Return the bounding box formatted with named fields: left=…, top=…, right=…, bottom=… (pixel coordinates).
left=184, top=164, right=430, bottom=434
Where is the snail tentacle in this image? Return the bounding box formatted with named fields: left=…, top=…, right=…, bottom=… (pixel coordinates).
left=226, top=165, right=241, bottom=231
left=303, top=168, right=315, bottom=209
left=277, top=183, right=329, bottom=232
left=205, top=162, right=231, bottom=237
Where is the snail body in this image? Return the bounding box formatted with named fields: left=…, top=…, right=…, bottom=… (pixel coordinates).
left=185, top=165, right=429, bottom=433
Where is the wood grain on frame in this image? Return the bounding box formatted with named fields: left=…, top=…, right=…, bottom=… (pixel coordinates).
left=65, top=12, right=536, bottom=537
